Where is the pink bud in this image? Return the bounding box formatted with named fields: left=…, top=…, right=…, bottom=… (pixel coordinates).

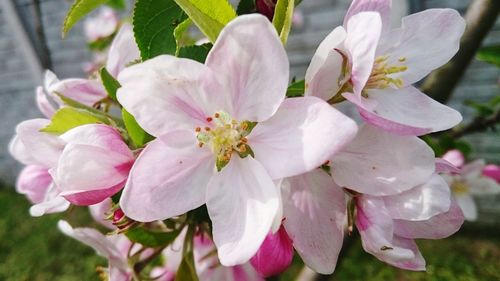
left=250, top=225, right=294, bottom=277
left=483, top=164, right=500, bottom=183
left=113, top=208, right=125, bottom=223
left=441, top=149, right=465, bottom=169
left=256, top=0, right=277, bottom=21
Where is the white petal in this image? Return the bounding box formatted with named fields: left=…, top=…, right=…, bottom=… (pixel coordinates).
left=207, top=156, right=279, bottom=266
left=454, top=194, right=477, bottom=221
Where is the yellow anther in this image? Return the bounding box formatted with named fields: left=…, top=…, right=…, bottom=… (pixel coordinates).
left=398, top=57, right=407, bottom=62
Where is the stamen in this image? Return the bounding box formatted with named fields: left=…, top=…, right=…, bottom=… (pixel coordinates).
left=206, top=117, right=213, bottom=122
left=366, top=55, right=407, bottom=89
left=195, top=127, right=201, bottom=132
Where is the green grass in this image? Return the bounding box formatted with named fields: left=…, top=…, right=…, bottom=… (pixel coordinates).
left=1, top=187, right=500, bottom=281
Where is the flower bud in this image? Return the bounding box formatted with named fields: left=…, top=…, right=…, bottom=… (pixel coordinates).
left=250, top=225, right=294, bottom=277
left=256, top=0, right=277, bottom=20
left=483, top=164, right=500, bottom=183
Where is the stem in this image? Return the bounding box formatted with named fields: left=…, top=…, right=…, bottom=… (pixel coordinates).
left=448, top=109, right=500, bottom=138
left=420, top=0, right=500, bottom=103
left=31, top=0, right=52, bottom=69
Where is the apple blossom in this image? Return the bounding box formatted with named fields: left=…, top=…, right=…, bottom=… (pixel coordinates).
left=305, top=0, right=465, bottom=135
left=84, top=7, right=119, bottom=43
left=117, top=14, right=358, bottom=266
left=441, top=150, right=500, bottom=221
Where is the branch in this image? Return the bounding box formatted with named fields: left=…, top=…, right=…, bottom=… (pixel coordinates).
left=32, top=0, right=52, bottom=69
left=449, top=109, right=500, bottom=138
left=420, top=0, right=500, bottom=103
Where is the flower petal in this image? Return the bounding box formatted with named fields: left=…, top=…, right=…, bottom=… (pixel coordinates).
left=383, top=174, right=451, bottom=221
left=305, top=26, right=347, bottom=101
left=378, top=9, right=465, bottom=86
left=36, top=86, right=56, bottom=118
left=15, top=119, right=65, bottom=167
left=207, top=156, right=279, bottom=266
left=205, top=14, right=289, bottom=122
left=467, top=177, right=500, bottom=196
left=249, top=96, right=357, bottom=179
left=344, top=12, right=382, bottom=98
left=89, top=198, right=115, bottom=229
left=331, top=124, right=435, bottom=196
left=106, top=23, right=140, bottom=77
left=49, top=78, right=107, bottom=106
left=344, top=0, right=391, bottom=32
left=16, top=165, right=52, bottom=204
left=393, top=198, right=464, bottom=239
left=441, top=149, right=465, bottom=169
left=250, top=225, right=294, bottom=277
left=435, top=158, right=461, bottom=174
left=117, top=55, right=223, bottom=137
left=454, top=194, right=477, bottom=221
left=9, top=135, right=36, bottom=165
left=282, top=169, right=346, bottom=274
left=29, top=183, right=70, bottom=217
left=120, top=132, right=213, bottom=222
left=384, top=236, right=426, bottom=271
left=356, top=86, right=462, bottom=135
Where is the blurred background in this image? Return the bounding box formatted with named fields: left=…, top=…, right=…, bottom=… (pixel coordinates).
left=0, top=0, right=499, bottom=280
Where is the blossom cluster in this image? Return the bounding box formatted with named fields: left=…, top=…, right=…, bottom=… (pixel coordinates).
left=10, top=0, right=490, bottom=280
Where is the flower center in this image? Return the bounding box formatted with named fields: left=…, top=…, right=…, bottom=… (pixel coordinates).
left=451, top=180, right=469, bottom=195
left=196, top=111, right=256, bottom=171
left=365, top=55, right=407, bottom=89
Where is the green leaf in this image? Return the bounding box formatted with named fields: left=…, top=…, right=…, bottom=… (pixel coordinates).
left=286, top=79, right=305, bottom=97
left=273, top=0, right=295, bottom=44
left=178, top=43, right=212, bottom=63
left=100, top=67, right=121, bottom=101
left=122, top=109, right=154, bottom=147
left=107, top=0, right=126, bottom=10
left=173, top=0, right=237, bottom=42
left=477, top=45, right=500, bottom=67
left=125, top=226, right=179, bottom=248
left=62, top=0, right=109, bottom=37
left=236, top=0, right=255, bottom=15
left=41, top=107, right=108, bottom=134
left=174, top=18, right=194, bottom=52
left=133, top=0, right=187, bottom=60
left=176, top=256, right=199, bottom=281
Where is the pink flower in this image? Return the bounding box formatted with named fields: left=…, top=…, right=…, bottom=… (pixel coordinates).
left=441, top=157, right=500, bottom=221
left=116, top=14, right=358, bottom=266
left=483, top=164, right=500, bottom=183
left=84, top=7, right=120, bottom=42
left=305, top=0, right=465, bottom=135
left=355, top=175, right=464, bottom=270
left=250, top=225, right=294, bottom=277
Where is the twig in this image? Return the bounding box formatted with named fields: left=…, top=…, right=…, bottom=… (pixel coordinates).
left=420, top=0, right=500, bottom=103
left=32, top=0, right=52, bottom=69
left=449, top=109, right=500, bottom=138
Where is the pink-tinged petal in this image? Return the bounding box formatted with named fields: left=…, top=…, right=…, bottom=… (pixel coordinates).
left=249, top=96, right=357, bottom=179
left=60, top=124, right=133, bottom=158
left=29, top=184, right=70, bottom=217
left=120, top=132, right=213, bottom=222
left=441, top=149, right=465, bottom=169
left=356, top=196, right=416, bottom=263
left=36, top=86, right=56, bottom=118
left=84, top=7, right=119, bottom=42
left=207, top=156, right=279, bottom=266
left=89, top=198, right=115, bottom=229
left=54, top=143, right=131, bottom=195
left=331, top=124, right=435, bottom=196
left=109, top=266, right=132, bottom=281
left=57, top=220, right=129, bottom=272
left=454, top=194, right=477, bottom=221
left=117, top=55, right=223, bottom=137
left=49, top=78, right=107, bottom=106
left=205, top=14, right=289, bottom=122
left=44, top=70, right=59, bottom=91
left=344, top=12, right=382, bottom=98
left=15, top=119, right=65, bottom=167
left=16, top=165, right=52, bottom=204
left=393, top=198, right=464, bottom=239
left=467, top=177, right=500, bottom=196
left=435, top=158, right=461, bottom=174
left=357, top=87, right=462, bottom=135
left=282, top=169, right=346, bottom=274
left=384, top=236, right=426, bottom=271
left=250, top=225, right=294, bottom=277
left=304, top=26, right=347, bottom=101
left=461, top=159, right=485, bottom=179
left=344, top=0, right=391, bottom=32
left=483, top=164, right=500, bottom=183
left=106, top=23, right=140, bottom=77
left=378, top=9, right=465, bottom=86
left=383, top=174, right=451, bottom=221
left=9, top=135, right=36, bottom=165
left=62, top=181, right=125, bottom=206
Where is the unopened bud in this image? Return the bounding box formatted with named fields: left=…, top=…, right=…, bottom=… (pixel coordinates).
left=250, top=225, right=294, bottom=277
left=256, top=0, right=278, bottom=21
